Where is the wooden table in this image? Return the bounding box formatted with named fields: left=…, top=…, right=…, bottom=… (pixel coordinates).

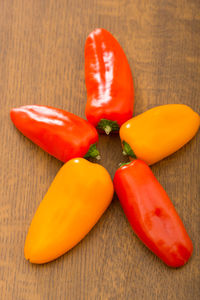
left=0, top=1, right=199, bottom=299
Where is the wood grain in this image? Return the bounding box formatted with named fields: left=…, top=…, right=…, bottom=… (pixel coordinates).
left=0, top=0, right=199, bottom=299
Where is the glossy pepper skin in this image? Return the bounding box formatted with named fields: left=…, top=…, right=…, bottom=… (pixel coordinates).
left=10, top=105, right=100, bottom=162
left=85, top=28, right=134, bottom=134
left=24, top=158, right=114, bottom=264
left=113, top=160, right=193, bottom=267
left=120, top=104, right=200, bottom=165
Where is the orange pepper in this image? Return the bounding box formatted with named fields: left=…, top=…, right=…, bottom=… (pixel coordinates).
left=120, top=104, right=199, bottom=165
left=24, top=158, right=114, bottom=264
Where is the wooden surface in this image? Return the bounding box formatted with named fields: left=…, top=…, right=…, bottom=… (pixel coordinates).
left=0, top=0, right=199, bottom=299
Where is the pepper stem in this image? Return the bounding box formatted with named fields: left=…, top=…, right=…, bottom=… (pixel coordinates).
left=97, top=119, right=119, bottom=134
left=119, top=161, right=132, bottom=168
left=84, top=144, right=101, bottom=159
left=122, top=141, right=137, bottom=158
left=104, top=125, right=112, bottom=135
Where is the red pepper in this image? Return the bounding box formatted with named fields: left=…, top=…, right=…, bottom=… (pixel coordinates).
left=10, top=105, right=100, bottom=162
left=113, top=160, right=193, bottom=267
left=85, top=28, right=134, bottom=134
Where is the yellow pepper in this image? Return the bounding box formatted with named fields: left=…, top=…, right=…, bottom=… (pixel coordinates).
left=120, top=104, right=199, bottom=165
left=24, top=158, right=114, bottom=264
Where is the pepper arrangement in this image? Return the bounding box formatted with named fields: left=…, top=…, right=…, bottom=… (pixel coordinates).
left=10, top=28, right=199, bottom=267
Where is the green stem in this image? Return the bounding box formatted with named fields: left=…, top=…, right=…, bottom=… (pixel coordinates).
left=97, top=119, right=119, bottom=134
left=104, top=125, right=112, bottom=135
left=122, top=141, right=137, bottom=159
left=84, top=144, right=101, bottom=159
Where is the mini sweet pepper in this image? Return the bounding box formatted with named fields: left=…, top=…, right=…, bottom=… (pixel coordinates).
left=120, top=104, right=199, bottom=165
left=24, top=158, right=114, bottom=264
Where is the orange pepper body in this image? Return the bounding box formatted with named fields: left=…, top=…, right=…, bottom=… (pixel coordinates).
left=85, top=28, right=134, bottom=134
left=120, top=104, right=199, bottom=165
left=24, top=158, right=114, bottom=264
